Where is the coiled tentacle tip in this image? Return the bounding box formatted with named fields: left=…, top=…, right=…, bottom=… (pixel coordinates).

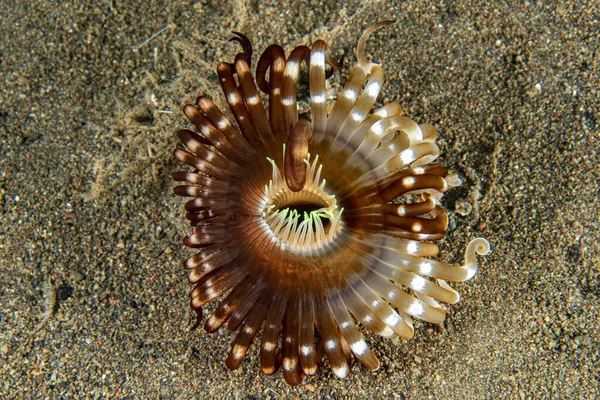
left=463, top=238, right=491, bottom=280
left=469, top=237, right=491, bottom=257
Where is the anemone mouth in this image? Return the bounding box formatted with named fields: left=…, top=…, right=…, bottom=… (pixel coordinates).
left=261, top=152, right=343, bottom=252
left=172, top=22, right=490, bottom=386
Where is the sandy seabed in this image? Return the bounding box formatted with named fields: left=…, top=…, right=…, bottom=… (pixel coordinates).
left=0, top=0, right=598, bottom=398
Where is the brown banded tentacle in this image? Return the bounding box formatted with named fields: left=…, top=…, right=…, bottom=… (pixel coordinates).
left=282, top=297, right=303, bottom=385
left=183, top=242, right=239, bottom=270
left=385, top=206, right=448, bottom=235
left=344, top=194, right=437, bottom=220
left=173, top=148, right=239, bottom=182
left=182, top=105, right=244, bottom=162
left=187, top=247, right=241, bottom=284
left=255, top=44, right=280, bottom=92
left=382, top=198, right=437, bottom=218
left=217, top=62, right=266, bottom=151
left=184, top=228, right=229, bottom=247
left=327, top=291, right=380, bottom=371
left=284, top=120, right=312, bottom=192
left=361, top=271, right=446, bottom=324
left=183, top=223, right=235, bottom=246
left=172, top=171, right=231, bottom=192
left=350, top=141, right=441, bottom=191
left=297, top=294, right=317, bottom=375
left=365, top=234, right=440, bottom=257
left=281, top=45, right=310, bottom=129
left=341, top=164, right=447, bottom=203
left=185, top=213, right=229, bottom=227
left=234, top=54, right=274, bottom=147
left=346, top=128, right=411, bottom=173
left=339, top=286, right=397, bottom=339
left=204, top=278, right=255, bottom=333
left=172, top=185, right=224, bottom=198
left=185, top=210, right=230, bottom=226
left=308, top=40, right=329, bottom=140
left=183, top=196, right=231, bottom=214
left=256, top=44, right=287, bottom=136
left=419, top=123, right=437, bottom=142
left=186, top=220, right=239, bottom=241
left=177, top=128, right=240, bottom=170
left=227, top=278, right=266, bottom=332
left=340, top=336, right=353, bottom=367
left=260, top=288, right=287, bottom=375
left=315, top=297, right=350, bottom=379
left=195, top=96, right=252, bottom=157
left=384, top=229, right=446, bottom=242
left=369, top=236, right=488, bottom=282
left=175, top=128, right=245, bottom=178
left=414, top=290, right=444, bottom=312
left=349, top=277, right=414, bottom=339
left=188, top=255, right=243, bottom=283
left=364, top=254, right=460, bottom=304
left=189, top=261, right=247, bottom=311
left=225, top=289, right=271, bottom=370
left=379, top=173, right=448, bottom=203
left=324, top=50, right=344, bottom=78
left=177, top=128, right=212, bottom=146
left=182, top=242, right=229, bottom=260
left=338, top=103, right=403, bottom=152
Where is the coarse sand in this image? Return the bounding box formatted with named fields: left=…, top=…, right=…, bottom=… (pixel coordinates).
left=0, top=0, right=598, bottom=398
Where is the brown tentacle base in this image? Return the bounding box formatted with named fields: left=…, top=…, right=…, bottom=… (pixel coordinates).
left=172, top=24, right=490, bottom=386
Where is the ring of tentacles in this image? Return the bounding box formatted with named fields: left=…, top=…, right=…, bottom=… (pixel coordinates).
left=172, top=22, right=490, bottom=385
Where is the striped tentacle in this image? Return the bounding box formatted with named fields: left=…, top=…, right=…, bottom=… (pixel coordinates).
left=316, top=297, right=350, bottom=379
left=225, top=285, right=271, bottom=369
left=308, top=39, right=329, bottom=141
left=297, top=294, right=317, bottom=375
left=349, top=276, right=414, bottom=339
left=327, top=290, right=380, bottom=371
left=256, top=44, right=287, bottom=138
left=234, top=55, right=275, bottom=149
left=260, top=287, right=287, bottom=375
left=204, top=277, right=255, bottom=333
left=282, top=297, right=304, bottom=385
left=217, top=61, right=267, bottom=153
left=340, top=285, right=397, bottom=338
left=281, top=45, right=310, bottom=130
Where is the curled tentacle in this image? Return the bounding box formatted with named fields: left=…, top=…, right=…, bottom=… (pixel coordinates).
left=256, top=44, right=287, bottom=136
left=357, top=20, right=396, bottom=71
left=325, top=51, right=345, bottom=78
left=228, top=31, right=253, bottom=67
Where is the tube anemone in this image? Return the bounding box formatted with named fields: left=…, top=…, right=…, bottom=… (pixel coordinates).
left=173, top=22, right=490, bottom=385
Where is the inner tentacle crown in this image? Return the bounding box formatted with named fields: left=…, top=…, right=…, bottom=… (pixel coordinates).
left=262, top=149, right=344, bottom=252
